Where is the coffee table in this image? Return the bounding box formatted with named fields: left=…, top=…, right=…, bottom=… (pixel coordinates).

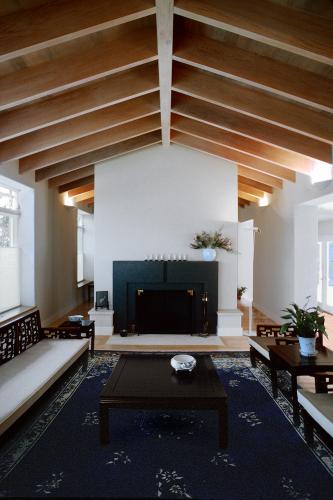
left=268, top=344, right=333, bottom=425
left=99, top=354, right=228, bottom=447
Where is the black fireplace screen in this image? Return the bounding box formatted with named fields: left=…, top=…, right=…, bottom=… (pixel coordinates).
left=136, top=289, right=194, bottom=334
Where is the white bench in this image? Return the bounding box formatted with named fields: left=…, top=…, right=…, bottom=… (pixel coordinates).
left=297, top=378, right=333, bottom=446
left=0, top=309, right=89, bottom=436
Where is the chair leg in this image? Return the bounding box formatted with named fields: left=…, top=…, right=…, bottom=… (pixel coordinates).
left=249, top=346, right=257, bottom=367
left=302, top=408, right=314, bottom=447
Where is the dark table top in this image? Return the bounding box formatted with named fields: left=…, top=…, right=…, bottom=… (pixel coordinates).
left=59, top=319, right=94, bottom=328
left=268, top=344, right=333, bottom=368
left=101, top=354, right=226, bottom=400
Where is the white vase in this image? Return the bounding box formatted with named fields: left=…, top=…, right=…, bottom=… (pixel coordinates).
left=202, top=248, right=216, bottom=261
left=298, top=336, right=316, bottom=357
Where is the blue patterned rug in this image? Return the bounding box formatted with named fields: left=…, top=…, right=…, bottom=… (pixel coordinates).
left=0, top=352, right=332, bottom=499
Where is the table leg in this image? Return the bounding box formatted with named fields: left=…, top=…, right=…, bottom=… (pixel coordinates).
left=100, top=403, right=110, bottom=444
left=291, top=373, right=300, bottom=426
left=270, top=366, right=278, bottom=398
left=90, top=330, right=95, bottom=356
left=218, top=404, right=228, bottom=448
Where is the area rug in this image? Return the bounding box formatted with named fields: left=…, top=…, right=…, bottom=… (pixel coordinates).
left=0, top=352, right=332, bottom=499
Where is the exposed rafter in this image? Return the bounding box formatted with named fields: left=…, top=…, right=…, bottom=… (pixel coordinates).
left=20, top=114, right=161, bottom=172
left=68, top=183, right=95, bottom=198
left=170, top=131, right=296, bottom=182
left=156, top=0, right=174, bottom=145
left=0, top=26, right=157, bottom=111
left=173, top=62, right=333, bottom=144
left=0, top=0, right=155, bottom=62
left=173, top=28, right=333, bottom=112
left=48, top=166, right=95, bottom=188
left=72, top=190, right=95, bottom=203
left=237, top=165, right=283, bottom=190
left=39, top=130, right=162, bottom=182
left=58, top=176, right=95, bottom=194
left=0, top=63, right=159, bottom=142
left=174, top=0, right=333, bottom=65
left=172, top=93, right=329, bottom=167
left=0, top=93, right=160, bottom=162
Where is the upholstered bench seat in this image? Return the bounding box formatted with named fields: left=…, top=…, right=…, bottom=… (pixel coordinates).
left=297, top=389, right=333, bottom=438
left=0, top=338, right=89, bottom=436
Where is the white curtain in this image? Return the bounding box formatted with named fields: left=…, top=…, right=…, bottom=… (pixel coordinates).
left=0, top=247, right=20, bottom=313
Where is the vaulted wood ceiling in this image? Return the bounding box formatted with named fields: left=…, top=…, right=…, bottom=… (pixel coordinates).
left=1, top=0, right=332, bottom=210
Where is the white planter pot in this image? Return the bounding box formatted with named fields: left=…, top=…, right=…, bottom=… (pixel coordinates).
left=298, top=336, right=316, bottom=357
left=202, top=248, right=216, bottom=262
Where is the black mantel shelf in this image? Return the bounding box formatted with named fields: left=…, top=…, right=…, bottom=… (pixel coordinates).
left=113, top=260, right=218, bottom=334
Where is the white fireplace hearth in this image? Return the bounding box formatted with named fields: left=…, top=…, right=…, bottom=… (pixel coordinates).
left=88, top=308, right=114, bottom=335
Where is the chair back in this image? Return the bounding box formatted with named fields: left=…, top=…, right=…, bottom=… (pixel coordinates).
left=256, top=324, right=295, bottom=337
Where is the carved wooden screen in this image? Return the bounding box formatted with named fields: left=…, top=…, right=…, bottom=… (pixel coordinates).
left=256, top=324, right=295, bottom=337
left=0, top=323, right=17, bottom=365
left=16, top=310, right=42, bottom=354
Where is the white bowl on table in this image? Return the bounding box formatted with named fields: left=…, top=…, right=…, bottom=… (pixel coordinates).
left=171, top=354, right=196, bottom=372
left=68, top=315, right=84, bottom=322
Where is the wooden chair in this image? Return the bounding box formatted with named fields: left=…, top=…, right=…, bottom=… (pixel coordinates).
left=298, top=374, right=333, bottom=446
left=249, top=324, right=297, bottom=368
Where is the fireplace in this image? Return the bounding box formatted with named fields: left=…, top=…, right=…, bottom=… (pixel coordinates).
left=136, top=289, right=194, bottom=334
left=113, top=261, right=218, bottom=334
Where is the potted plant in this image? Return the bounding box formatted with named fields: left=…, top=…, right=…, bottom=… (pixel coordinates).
left=190, top=229, right=233, bottom=261
left=237, top=286, right=247, bottom=301
left=280, top=298, right=327, bottom=357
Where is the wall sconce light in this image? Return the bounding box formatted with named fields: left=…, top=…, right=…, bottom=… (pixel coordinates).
left=258, top=193, right=270, bottom=207
left=62, top=192, right=74, bottom=207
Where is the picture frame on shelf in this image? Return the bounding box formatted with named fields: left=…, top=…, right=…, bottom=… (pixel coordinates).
left=95, top=291, right=109, bottom=310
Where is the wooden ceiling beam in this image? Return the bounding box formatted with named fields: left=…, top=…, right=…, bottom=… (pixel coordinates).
left=0, top=93, right=160, bottom=162
left=238, top=182, right=265, bottom=199
left=172, top=93, right=323, bottom=170
left=0, top=62, right=159, bottom=142
left=0, top=26, right=157, bottom=111
left=174, top=0, right=333, bottom=66
left=0, top=0, right=155, bottom=63
left=49, top=167, right=95, bottom=188
left=172, top=62, right=333, bottom=144
left=72, top=190, right=95, bottom=203
left=58, top=175, right=95, bottom=194
left=238, top=190, right=258, bottom=203
left=68, top=183, right=95, bottom=198
left=20, top=114, right=161, bottom=172
left=173, top=31, right=333, bottom=113
left=237, top=165, right=282, bottom=189
left=41, top=130, right=161, bottom=183
left=171, top=113, right=315, bottom=172
left=238, top=176, right=273, bottom=195
left=238, top=197, right=250, bottom=205
left=80, top=197, right=95, bottom=206
left=170, top=130, right=296, bottom=182
left=156, top=0, right=174, bottom=145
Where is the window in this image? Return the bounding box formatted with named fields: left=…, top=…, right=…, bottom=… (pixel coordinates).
left=77, top=212, right=84, bottom=283
left=0, top=184, right=20, bottom=313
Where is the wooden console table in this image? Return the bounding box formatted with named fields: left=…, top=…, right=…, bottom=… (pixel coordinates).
left=268, top=344, right=333, bottom=425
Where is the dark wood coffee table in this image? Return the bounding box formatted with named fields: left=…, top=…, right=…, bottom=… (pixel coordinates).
left=269, top=344, right=333, bottom=425
left=99, top=354, right=228, bottom=447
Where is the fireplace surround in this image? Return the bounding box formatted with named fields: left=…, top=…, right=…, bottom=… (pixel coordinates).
left=113, top=261, right=218, bottom=334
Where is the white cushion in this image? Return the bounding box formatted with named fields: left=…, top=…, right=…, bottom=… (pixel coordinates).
left=248, top=337, right=271, bottom=360
left=297, top=389, right=333, bottom=438
left=0, top=338, right=89, bottom=435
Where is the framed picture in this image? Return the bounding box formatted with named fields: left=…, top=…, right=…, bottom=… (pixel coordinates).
left=95, top=291, right=109, bottom=310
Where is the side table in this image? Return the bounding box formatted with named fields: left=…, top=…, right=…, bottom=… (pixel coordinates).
left=58, top=319, right=95, bottom=354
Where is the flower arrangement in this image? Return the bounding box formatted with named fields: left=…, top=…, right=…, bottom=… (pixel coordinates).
left=190, top=229, right=233, bottom=252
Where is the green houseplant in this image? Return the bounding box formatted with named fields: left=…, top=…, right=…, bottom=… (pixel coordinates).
left=190, top=230, right=233, bottom=261
left=237, top=286, right=247, bottom=301
left=280, top=298, right=327, bottom=357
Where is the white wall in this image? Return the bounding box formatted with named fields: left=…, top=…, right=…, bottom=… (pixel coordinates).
left=82, top=211, right=94, bottom=281
left=319, top=219, right=333, bottom=238
left=240, top=173, right=333, bottom=323
left=94, top=144, right=238, bottom=310
left=0, top=160, right=82, bottom=323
